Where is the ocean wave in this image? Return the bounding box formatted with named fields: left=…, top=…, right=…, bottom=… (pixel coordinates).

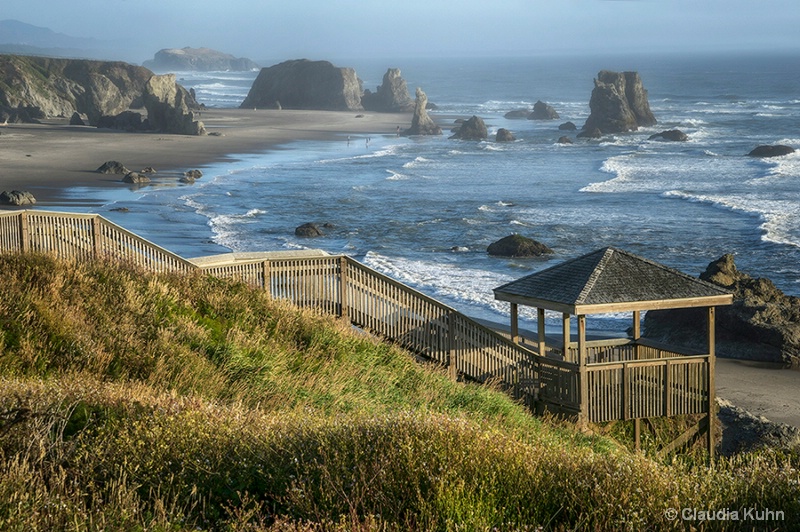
left=581, top=154, right=636, bottom=193
left=402, top=156, right=433, bottom=168
left=385, top=170, right=409, bottom=180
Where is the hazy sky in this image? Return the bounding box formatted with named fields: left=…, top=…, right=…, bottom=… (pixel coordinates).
left=3, top=0, right=799, bottom=62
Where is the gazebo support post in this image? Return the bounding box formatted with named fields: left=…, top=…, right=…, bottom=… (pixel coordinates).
left=561, top=313, right=571, bottom=362
left=632, top=310, right=641, bottom=360
left=537, top=308, right=546, bottom=356
left=577, top=314, right=588, bottom=427
left=707, top=306, right=716, bottom=462
left=510, top=303, right=519, bottom=343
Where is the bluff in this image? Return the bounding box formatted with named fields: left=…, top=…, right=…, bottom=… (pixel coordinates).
left=0, top=54, right=152, bottom=123
left=644, top=254, right=800, bottom=365
left=0, top=54, right=203, bottom=134
left=143, top=47, right=259, bottom=72
left=581, top=70, right=656, bottom=136
left=241, top=59, right=363, bottom=111
left=361, top=68, right=414, bottom=112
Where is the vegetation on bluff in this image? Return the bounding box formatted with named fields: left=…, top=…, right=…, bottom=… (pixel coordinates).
left=0, top=254, right=797, bottom=530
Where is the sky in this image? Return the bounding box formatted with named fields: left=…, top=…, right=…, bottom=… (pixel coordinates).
left=3, top=0, right=799, bottom=63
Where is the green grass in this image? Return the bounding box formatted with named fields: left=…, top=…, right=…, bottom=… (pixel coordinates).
left=0, top=254, right=797, bottom=530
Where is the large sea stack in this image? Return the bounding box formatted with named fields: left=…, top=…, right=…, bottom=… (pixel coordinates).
left=144, top=47, right=259, bottom=72
left=361, top=68, right=414, bottom=112
left=142, top=74, right=206, bottom=135
left=401, top=88, right=442, bottom=136
left=580, top=70, right=656, bottom=136
left=240, top=59, right=363, bottom=111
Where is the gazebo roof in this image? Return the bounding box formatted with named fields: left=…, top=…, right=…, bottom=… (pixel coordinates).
left=493, top=247, right=733, bottom=315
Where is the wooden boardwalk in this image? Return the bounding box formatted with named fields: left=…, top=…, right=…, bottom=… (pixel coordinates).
left=0, top=210, right=715, bottom=442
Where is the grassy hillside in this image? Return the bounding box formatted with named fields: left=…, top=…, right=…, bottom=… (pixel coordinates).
left=0, top=254, right=797, bottom=530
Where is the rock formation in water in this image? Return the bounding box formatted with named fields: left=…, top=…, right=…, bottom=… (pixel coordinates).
left=644, top=254, right=800, bottom=365
left=401, top=88, right=442, bottom=136
left=747, top=145, right=795, bottom=157
left=496, top=128, right=515, bottom=142
left=144, top=47, right=259, bottom=72
left=142, top=74, right=206, bottom=135
left=529, top=100, right=560, bottom=120
left=581, top=70, right=656, bottom=135
left=241, top=59, right=363, bottom=111
left=361, top=68, right=415, bottom=112
left=487, top=234, right=553, bottom=257
left=649, top=129, right=688, bottom=141
left=449, top=115, right=488, bottom=140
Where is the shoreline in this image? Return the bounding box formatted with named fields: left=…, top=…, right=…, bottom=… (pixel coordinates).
left=2, top=106, right=799, bottom=439
left=0, top=108, right=411, bottom=205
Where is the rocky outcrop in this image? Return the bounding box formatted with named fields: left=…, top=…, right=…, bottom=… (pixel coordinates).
left=241, top=59, right=363, bottom=111
left=582, top=70, right=656, bottom=135
left=504, top=109, right=530, bottom=119
left=142, top=74, right=206, bottom=135
left=0, top=190, right=36, bottom=206
left=496, top=128, right=515, bottom=142
left=644, top=254, right=800, bottom=365
left=649, top=129, right=688, bottom=141
left=401, top=88, right=442, bottom=136
left=0, top=54, right=153, bottom=124
left=96, top=161, right=130, bottom=174
left=529, top=100, right=559, bottom=120
left=748, top=145, right=795, bottom=157
left=144, top=47, right=259, bottom=72
left=487, top=234, right=553, bottom=257
left=559, top=121, right=577, bottom=131
left=557, top=136, right=573, bottom=145
left=361, top=68, right=414, bottom=112
left=121, top=172, right=150, bottom=185
left=295, top=223, right=324, bottom=237
left=69, top=112, right=89, bottom=125
left=449, top=116, right=488, bottom=140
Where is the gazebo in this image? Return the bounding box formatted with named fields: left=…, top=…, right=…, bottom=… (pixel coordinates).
left=493, top=247, right=733, bottom=457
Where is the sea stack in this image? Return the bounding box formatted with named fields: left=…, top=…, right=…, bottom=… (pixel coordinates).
left=401, top=88, right=442, bottom=136
left=581, top=70, right=656, bottom=136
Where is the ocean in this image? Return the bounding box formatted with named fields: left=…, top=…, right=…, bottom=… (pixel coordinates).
left=63, top=52, right=800, bottom=333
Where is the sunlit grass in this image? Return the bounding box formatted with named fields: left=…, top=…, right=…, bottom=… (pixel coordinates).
left=0, top=254, right=797, bottom=530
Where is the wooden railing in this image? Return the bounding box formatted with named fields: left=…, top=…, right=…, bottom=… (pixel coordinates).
left=0, top=210, right=711, bottom=423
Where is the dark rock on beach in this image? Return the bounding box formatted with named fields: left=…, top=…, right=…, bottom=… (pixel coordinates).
left=0, top=190, right=36, bottom=206
left=401, top=88, right=441, bottom=136
left=96, top=161, right=130, bottom=174
left=529, top=100, right=559, bottom=120
left=69, top=112, right=89, bottom=126
left=121, top=172, right=150, bottom=185
left=495, top=128, right=515, bottom=142
left=241, top=59, right=363, bottom=111
left=143, top=74, right=205, bottom=135
left=450, top=115, right=488, bottom=140
left=360, top=68, right=414, bottom=112
left=644, top=254, right=800, bottom=365
left=649, top=129, right=688, bottom=142
left=184, top=169, right=203, bottom=179
left=747, top=145, right=795, bottom=157
left=487, top=234, right=553, bottom=257
left=582, top=70, right=656, bottom=136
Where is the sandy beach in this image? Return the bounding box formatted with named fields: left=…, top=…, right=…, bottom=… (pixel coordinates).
left=1, top=107, right=798, bottom=434
left=0, top=108, right=410, bottom=205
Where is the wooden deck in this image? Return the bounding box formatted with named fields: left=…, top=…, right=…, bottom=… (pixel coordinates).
left=0, top=210, right=712, bottom=428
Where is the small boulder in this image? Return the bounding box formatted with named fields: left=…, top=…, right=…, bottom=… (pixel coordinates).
left=529, top=100, right=560, bottom=120
left=487, top=234, right=553, bottom=257
left=504, top=109, right=530, bottom=119
left=449, top=115, right=488, bottom=140
left=558, top=121, right=577, bottom=131
left=140, top=166, right=157, bottom=174
left=0, top=190, right=36, bottom=206
left=577, top=127, right=603, bottom=139
left=184, top=169, right=203, bottom=179
left=96, top=161, right=130, bottom=174
left=295, top=222, right=324, bottom=237
left=121, top=172, right=150, bottom=184
left=495, top=128, right=515, bottom=142
left=649, top=129, right=688, bottom=142
left=747, top=145, right=795, bottom=157
left=69, top=112, right=89, bottom=126
left=557, top=136, right=573, bottom=144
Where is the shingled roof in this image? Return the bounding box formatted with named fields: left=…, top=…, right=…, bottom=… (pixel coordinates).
left=493, top=247, right=733, bottom=314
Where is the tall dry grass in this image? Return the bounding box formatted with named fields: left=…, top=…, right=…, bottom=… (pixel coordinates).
left=0, top=254, right=797, bottom=530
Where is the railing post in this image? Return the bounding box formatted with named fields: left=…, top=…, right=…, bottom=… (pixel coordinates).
left=339, top=256, right=349, bottom=319
left=448, top=311, right=458, bottom=380
left=510, top=303, right=519, bottom=343
left=623, top=361, right=630, bottom=421
left=664, top=359, right=672, bottom=418
left=19, top=211, right=29, bottom=253
left=91, top=216, right=102, bottom=259
left=262, top=260, right=271, bottom=296
left=707, top=306, right=716, bottom=462
left=577, top=314, right=588, bottom=426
